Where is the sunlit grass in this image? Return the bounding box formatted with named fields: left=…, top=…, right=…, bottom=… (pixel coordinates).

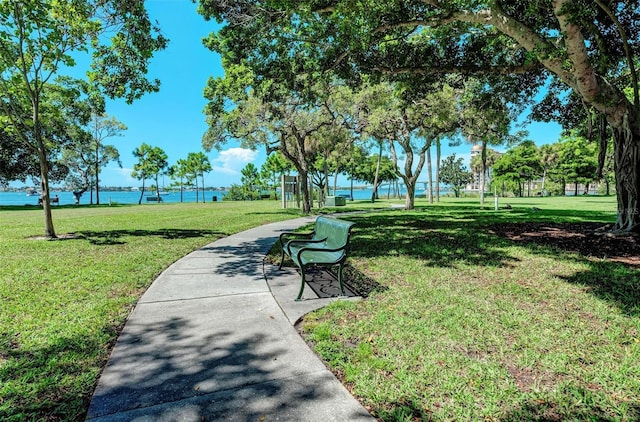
left=0, top=201, right=301, bottom=421
left=301, top=195, right=640, bottom=421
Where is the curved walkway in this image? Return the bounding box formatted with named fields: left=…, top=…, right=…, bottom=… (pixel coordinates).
left=86, top=217, right=374, bottom=421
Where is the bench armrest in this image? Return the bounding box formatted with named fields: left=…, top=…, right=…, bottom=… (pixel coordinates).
left=278, top=230, right=314, bottom=247
left=285, top=237, right=327, bottom=255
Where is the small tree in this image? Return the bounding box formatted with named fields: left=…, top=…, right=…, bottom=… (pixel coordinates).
left=132, top=144, right=168, bottom=204
left=241, top=163, right=262, bottom=200
left=351, top=153, right=397, bottom=198
left=87, top=113, right=126, bottom=204
left=493, top=141, right=543, bottom=197
left=186, top=152, right=212, bottom=203
left=539, top=144, right=560, bottom=194
left=439, top=154, right=473, bottom=198
left=168, top=159, right=192, bottom=202
left=222, top=184, right=246, bottom=201
left=556, top=132, right=599, bottom=195
left=261, top=151, right=293, bottom=199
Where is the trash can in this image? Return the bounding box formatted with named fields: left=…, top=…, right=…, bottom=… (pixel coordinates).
left=212, top=195, right=217, bottom=202
left=325, top=196, right=346, bottom=207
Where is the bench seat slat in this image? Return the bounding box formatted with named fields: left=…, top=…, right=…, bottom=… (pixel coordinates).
left=289, top=245, right=345, bottom=267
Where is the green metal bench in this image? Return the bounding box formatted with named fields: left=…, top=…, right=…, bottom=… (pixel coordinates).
left=278, top=216, right=356, bottom=300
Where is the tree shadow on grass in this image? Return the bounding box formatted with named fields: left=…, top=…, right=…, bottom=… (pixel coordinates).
left=346, top=212, right=520, bottom=269
left=77, top=229, right=225, bottom=245
left=345, top=211, right=640, bottom=316
left=246, top=209, right=305, bottom=217
left=499, top=391, right=640, bottom=421
left=487, top=221, right=640, bottom=317
left=374, top=392, right=639, bottom=422
left=556, top=261, right=640, bottom=317
left=0, top=327, right=113, bottom=420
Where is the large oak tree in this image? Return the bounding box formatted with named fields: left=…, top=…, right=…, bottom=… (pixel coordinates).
left=199, top=0, right=640, bottom=232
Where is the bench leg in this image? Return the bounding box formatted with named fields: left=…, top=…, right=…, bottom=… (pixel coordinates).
left=337, top=262, right=346, bottom=296
left=295, top=267, right=307, bottom=301
left=278, top=248, right=286, bottom=270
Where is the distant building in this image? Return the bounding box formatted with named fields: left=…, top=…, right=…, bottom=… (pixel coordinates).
left=466, top=144, right=502, bottom=192
left=467, top=144, right=483, bottom=191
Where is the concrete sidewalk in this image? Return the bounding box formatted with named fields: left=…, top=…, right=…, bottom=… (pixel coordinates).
left=86, top=217, right=374, bottom=421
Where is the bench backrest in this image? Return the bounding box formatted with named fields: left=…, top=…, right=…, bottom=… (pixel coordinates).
left=314, top=216, right=355, bottom=249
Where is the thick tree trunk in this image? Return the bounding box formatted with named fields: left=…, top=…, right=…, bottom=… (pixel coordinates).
left=95, top=148, right=101, bottom=205
left=372, top=143, right=382, bottom=202
left=427, top=147, right=433, bottom=203
left=299, top=171, right=312, bottom=213
left=138, top=180, right=145, bottom=205
left=201, top=175, right=206, bottom=203
left=435, top=141, right=441, bottom=202
left=404, top=179, right=416, bottom=210
left=519, top=182, right=523, bottom=197
left=38, top=149, right=56, bottom=238
left=612, top=126, right=640, bottom=232
left=480, top=144, right=486, bottom=206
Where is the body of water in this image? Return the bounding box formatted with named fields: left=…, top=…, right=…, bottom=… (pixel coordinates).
left=0, top=189, right=228, bottom=206
left=0, top=186, right=444, bottom=207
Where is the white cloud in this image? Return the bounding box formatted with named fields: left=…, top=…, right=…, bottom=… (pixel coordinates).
left=212, top=148, right=258, bottom=175
left=115, top=167, right=137, bottom=182
left=101, top=167, right=138, bottom=187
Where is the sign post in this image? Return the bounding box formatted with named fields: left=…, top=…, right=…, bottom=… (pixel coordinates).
left=282, top=175, right=298, bottom=209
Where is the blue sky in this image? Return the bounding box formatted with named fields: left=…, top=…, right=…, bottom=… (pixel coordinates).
left=98, top=0, right=260, bottom=188
left=18, top=0, right=563, bottom=188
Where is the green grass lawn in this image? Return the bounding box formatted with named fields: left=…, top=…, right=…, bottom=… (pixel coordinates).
left=2, top=195, right=637, bottom=421
left=0, top=201, right=301, bottom=421
left=302, top=196, right=640, bottom=421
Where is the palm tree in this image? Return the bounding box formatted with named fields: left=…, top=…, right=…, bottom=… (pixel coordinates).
left=186, top=152, right=212, bottom=203
left=132, top=143, right=168, bottom=204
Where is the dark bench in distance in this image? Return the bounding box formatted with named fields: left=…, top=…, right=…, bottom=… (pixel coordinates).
left=39, top=196, right=59, bottom=205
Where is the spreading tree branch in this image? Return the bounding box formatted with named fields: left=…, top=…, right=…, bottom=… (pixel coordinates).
left=594, top=0, right=639, bottom=108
